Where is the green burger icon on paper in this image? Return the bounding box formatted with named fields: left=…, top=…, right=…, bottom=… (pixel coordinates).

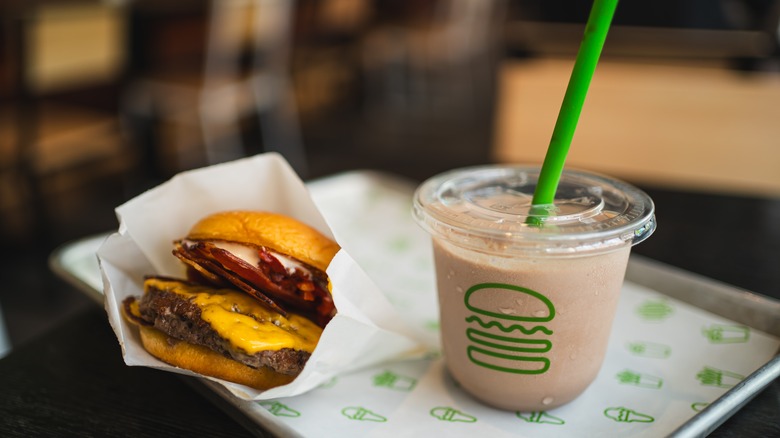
left=464, top=283, right=555, bottom=374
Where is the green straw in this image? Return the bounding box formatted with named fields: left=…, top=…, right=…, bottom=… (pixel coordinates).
left=531, top=0, right=619, bottom=209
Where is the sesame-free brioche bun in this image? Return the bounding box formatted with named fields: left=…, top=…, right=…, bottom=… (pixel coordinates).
left=136, top=324, right=296, bottom=390
left=186, top=211, right=339, bottom=272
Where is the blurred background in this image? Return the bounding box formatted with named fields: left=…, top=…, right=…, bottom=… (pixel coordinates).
left=1, top=0, right=779, bottom=355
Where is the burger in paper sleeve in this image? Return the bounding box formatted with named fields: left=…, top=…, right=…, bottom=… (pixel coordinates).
left=122, top=211, right=339, bottom=390
left=99, top=153, right=424, bottom=399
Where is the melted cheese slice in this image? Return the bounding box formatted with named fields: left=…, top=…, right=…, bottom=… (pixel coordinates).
left=144, top=278, right=322, bottom=354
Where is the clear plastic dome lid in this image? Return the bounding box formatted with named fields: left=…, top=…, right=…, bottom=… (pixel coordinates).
left=413, top=165, right=656, bottom=256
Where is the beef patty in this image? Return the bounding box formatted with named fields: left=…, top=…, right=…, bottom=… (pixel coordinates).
left=133, top=286, right=310, bottom=376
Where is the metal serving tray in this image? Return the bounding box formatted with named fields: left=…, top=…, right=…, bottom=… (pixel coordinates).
left=50, top=171, right=780, bottom=438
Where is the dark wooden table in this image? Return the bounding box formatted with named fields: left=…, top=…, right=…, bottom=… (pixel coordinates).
left=1, top=184, right=778, bottom=437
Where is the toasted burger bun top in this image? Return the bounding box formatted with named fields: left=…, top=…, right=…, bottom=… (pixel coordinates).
left=186, top=211, right=340, bottom=272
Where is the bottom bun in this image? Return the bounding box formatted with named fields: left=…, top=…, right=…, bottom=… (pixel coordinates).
left=137, top=325, right=296, bottom=390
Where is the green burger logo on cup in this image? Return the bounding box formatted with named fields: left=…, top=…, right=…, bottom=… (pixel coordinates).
left=464, top=283, right=555, bottom=374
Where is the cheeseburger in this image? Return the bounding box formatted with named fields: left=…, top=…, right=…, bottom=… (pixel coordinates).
left=122, top=211, right=340, bottom=390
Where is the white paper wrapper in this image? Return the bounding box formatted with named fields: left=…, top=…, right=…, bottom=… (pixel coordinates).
left=97, top=153, right=426, bottom=400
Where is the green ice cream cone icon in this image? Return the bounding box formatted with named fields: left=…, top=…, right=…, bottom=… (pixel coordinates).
left=604, top=407, right=654, bottom=423
left=259, top=401, right=301, bottom=418
left=516, top=411, right=565, bottom=425
left=373, top=371, right=417, bottom=391
left=636, top=300, right=673, bottom=321
left=696, top=366, right=744, bottom=388
left=342, top=406, right=387, bottom=422
left=430, top=407, right=477, bottom=423
left=702, top=324, right=750, bottom=344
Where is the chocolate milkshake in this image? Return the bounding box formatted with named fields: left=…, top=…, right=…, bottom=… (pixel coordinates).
left=413, top=165, right=655, bottom=411
left=434, top=239, right=630, bottom=410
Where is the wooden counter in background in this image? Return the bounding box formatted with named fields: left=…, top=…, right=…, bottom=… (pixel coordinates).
left=493, top=58, right=780, bottom=197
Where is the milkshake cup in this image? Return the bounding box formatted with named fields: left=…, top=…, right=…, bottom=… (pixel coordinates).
left=413, top=165, right=655, bottom=411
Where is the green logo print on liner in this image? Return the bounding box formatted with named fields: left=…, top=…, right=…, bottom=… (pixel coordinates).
left=626, top=341, right=671, bottom=359
left=702, top=324, right=750, bottom=344
left=691, top=402, right=710, bottom=412
left=696, top=366, right=745, bottom=388
left=430, top=407, right=477, bottom=423
left=463, top=283, right=555, bottom=374
left=373, top=371, right=417, bottom=391
left=318, top=376, right=338, bottom=389
left=259, top=402, right=301, bottom=418
left=342, top=407, right=387, bottom=422
left=604, top=407, right=655, bottom=423
left=636, top=300, right=674, bottom=321
left=616, top=370, right=663, bottom=389
left=516, top=411, right=565, bottom=425
left=387, top=236, right=411, bottom=253
left=425, top=320, right=441, bottom=332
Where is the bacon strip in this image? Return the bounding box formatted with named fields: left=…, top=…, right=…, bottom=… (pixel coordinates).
left=173, top=241, right=335, bottom=326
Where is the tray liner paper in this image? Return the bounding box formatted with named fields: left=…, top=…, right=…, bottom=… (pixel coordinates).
left=97, top=157, right=780, bottom=435
left=97, top=153, right=426, bottom=400
left=261, top=170, right=780, bottom=437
